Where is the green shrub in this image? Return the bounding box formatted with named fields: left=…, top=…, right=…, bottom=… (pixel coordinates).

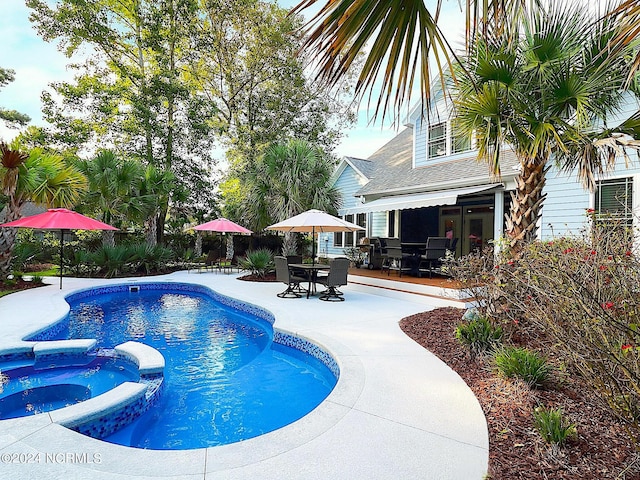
left=533, top=406, right=577, bottom=445
left=239, top=248, right=274, bottom=278
left=91, top=245, right=135, bottom=278
left=494, top=346, right=551, bottom=388
left=455, top=316, right=503, bottom=358
left=130, top=244, right=174, bottom=274
left=31, top=274, right=44, bottom=285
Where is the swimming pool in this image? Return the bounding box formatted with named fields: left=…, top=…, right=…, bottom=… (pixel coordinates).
left=0, top=356, right=139, bottom=420
left=32, top=283, right=337, bottom=450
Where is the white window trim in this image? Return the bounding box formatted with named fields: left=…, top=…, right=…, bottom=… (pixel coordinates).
left=426, top=120, right=474, bottom=161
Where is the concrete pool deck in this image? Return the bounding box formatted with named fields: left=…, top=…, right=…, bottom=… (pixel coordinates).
left=0, top=271, right=488, bottom=479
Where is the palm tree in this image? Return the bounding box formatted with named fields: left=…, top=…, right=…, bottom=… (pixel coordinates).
left=244, top=139, right=340, bottom=254
left=76, top=150, right=145, bottom=247
left=453, top=2, right=638, bottom=249
left=136, top=165, right=176, bottom=247
left=292, top=0, right=539, bottom=121
left=0, top=143, right=87, bottom=275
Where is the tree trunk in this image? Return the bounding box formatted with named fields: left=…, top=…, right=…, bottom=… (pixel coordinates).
left=0, top=197, right=24, bottom=277
left=156, top=208, right=167, bottom=245
left=195, top=231, right=202, bottom=257
left=145, top=212, right=158, bottom=247
left=102, top=229, right=116, bottom=248
left=282, top=232, right=297, bottom=256
left=505, top=159, right=548, bottom=251
left=226, top=234, right=234, bottom=260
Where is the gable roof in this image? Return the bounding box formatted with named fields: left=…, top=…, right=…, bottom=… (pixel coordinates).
left=354, top=126, right=519, bottom=199
left=343, top=156, right=376, bottom=179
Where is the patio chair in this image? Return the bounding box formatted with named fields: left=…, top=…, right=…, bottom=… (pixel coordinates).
left=275, top=256, right=307, bottom=298
left=418, top=237, right=449, bottom=278
left=316, top=257, right=350, bottom=302
left=382, top=238, right=411, bottom=277
left=286, top=255, right=306, bottom=292
left=198, top=250, right=219, bottom=273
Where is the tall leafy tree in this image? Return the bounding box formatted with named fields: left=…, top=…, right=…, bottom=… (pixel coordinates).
left=453, top=2, right=639, bottom=249
left=243, top=139, right=340, bottom=254
left=192, top=0, right=357, bottom=169
left=0, top=68, right=31, bottom=128
left=0, top=142, right=87, bottom=275
left=27, top=0, right=218, bottom=242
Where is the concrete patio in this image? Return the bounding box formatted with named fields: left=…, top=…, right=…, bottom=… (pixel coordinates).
left=0, top=270, right=488, bottom=479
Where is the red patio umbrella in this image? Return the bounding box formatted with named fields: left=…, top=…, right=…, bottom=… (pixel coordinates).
left=0, top=208, right=118, bottom=289
left=187, top=218, right=252, bottom=261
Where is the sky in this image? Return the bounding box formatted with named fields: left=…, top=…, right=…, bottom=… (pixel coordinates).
left=0, top=1, right=468, bottom=159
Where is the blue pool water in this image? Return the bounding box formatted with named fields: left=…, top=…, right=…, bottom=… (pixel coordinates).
left=47, top=286, right=336, bottom=450
left=0, top=356, right=139, bottom=420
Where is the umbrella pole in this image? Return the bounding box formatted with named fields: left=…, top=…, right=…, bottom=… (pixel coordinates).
left=312, top=226, right=316, bottom=266
left=59, top=230, right=64, bottom=289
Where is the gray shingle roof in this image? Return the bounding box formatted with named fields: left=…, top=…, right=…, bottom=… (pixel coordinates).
left=355, top=126, right=520, bottom=198
left=344, top=156, right=376, bottom=179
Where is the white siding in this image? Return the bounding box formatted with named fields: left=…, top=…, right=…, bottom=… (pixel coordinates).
left=539, top=155, right=640, bottom=240
left=413, top=115, right=428, bottom=168
left=325, top=166, right=368, bottom=257
left=335, top=167, right=366, bottom=212
left=538, top=166, right=590, bottom=239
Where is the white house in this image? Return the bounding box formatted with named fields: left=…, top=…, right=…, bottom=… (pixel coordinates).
left=321, top=95, right=640, bottom=260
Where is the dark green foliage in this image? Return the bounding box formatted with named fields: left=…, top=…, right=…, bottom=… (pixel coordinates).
left=533, top=406, right=577, bottom=446
left=455, top=316, right=503, bottom=358
left=494, top=347, right=551, bottom=388
left=239, top=248, right=274, bottom=278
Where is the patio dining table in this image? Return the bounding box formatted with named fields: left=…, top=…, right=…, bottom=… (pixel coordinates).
left=288, top=263, right=330, bottom=299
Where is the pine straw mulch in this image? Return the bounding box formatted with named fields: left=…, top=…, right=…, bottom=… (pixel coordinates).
left=399, top=307, right=640, bottom=480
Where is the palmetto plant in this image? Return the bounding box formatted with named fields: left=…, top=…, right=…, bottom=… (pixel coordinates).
left=292, top=0, right=539, bottom=122
left=244, top=139, right=340, bottom=255
left=0, top=143, right=87, bottom=276
left=76, top=150, right=145, bottom=247
left=453, top=2, right=639, bottom=249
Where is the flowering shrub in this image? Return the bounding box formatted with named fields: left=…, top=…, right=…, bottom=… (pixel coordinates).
left=450, top=216, right=640, bottom=445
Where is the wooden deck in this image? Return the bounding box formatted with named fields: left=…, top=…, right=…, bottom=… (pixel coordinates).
left=347, top=267, right=461, bottom=289
left=347, top=267, right=469, bottom=307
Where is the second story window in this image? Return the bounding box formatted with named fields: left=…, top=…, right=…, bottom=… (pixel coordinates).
left=452, top=127, right=472, bottom=154
left=428, top=123, right=447, bottom=158
left=427, top=121, right=473, bottom=159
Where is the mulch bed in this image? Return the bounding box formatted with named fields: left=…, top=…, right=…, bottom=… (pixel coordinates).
left=399, top=307, right=640, bottom=480
left=0, top=278, right=48, bottom=293
left=237, top=273, right=277, bottom=282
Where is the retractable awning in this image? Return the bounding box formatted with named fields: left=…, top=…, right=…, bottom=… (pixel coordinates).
left=340, top=184, right=503, bottom=215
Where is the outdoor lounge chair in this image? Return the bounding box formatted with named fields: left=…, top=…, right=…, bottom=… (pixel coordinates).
left=418, top=237, right=449, bottom=278
left=196, top=250, right=219, bottom=273
left=315, top=257, right=349, bottom=302
left=275, top=256, right=307, bottom=298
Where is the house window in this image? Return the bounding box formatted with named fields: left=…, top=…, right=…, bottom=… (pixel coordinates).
left=427, top=120, right=473, bottom=159
left=595, top=177, right=633, bottom=227
left=356, top=213, right=367, bottom=244
left=452, top=128, right=472, bottom=154
left=334, top=213, right=367, bottom=247
left=344, top=214, right=354, bottom=246
left=388, top=210, right=395, bottom=237
left=333, top=231, right=343, bottom=247
left=428, top=123, right=447, bottom=158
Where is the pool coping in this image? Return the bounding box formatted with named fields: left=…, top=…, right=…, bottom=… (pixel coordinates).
left=0, top=272, right=489, bottom=479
